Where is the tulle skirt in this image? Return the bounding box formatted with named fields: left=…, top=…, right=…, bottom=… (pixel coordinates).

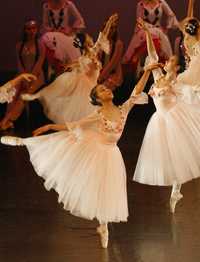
left=22, top=131, right=128, bottom=223
left=175, top=82, right=200, bottom=106
left=39, top=71, right=96, bottom=123
left=134, top=102, right=200, bottom=186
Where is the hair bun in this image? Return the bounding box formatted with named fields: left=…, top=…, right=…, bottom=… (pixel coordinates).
left=73, top=33, right=86, bottom=51
left=185, top=19, right=199, bottom=36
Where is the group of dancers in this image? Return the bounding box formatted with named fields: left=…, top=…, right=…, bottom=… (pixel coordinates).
left=1, top=0, right=200, bottom=249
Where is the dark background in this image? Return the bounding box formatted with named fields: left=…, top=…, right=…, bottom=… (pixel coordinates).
left=0, top=0, right=200, bottom=70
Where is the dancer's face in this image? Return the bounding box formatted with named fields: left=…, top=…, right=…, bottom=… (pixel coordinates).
left=25, top=23, right=38, bottom=39
left=96, top=85, right=113, bottom=103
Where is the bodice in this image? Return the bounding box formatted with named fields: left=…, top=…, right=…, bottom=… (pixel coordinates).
left=44, top=2, right=71, bottom=29
left=43, top=1, right=84, bottom=31
left=151, top=86, right=177, bottom=114
left=21, top=47, right=36, bottom=72
left=72, top=108, right=127, bottom=146
left=187, top=42, right=200, bottom=58
left=138, top=1, right=163, bottom=27
left=67, top=92, right=148, bottom=145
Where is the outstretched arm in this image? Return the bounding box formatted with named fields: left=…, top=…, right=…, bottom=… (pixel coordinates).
left=98, top=40, right=124, bottom=83
left=33, top=124, right=67, bottom=136
left=137, top=19, right=158, bottom=61
left=137, top=18, right=164, bottom=81
left=93, top=14, right=119, bottom=54
left=33, top=113, right=99, bottom=136
left=133, top=63, right=163, bottom=95
left=0, top=74, right=36, bottom=104
left=10, top=73, right=37, bottom=87
left=122, top=63, right=163, bottom=112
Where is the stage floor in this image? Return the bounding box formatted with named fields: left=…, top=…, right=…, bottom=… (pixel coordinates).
left=0, top=101, right=200, bottom=262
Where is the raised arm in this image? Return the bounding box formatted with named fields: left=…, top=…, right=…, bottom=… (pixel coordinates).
left=138, top=19, right=158, bottom=62
left=122, top=63, right=163, bottom=112
left=93, top=14, right=119, bottom=54
left=98, top=40, right=124, bottom=82
left=187, top=0, right=194, bottom=18
left=138, top=18, right=164, bottom=81
left=133, top=63, right=163, bottom=95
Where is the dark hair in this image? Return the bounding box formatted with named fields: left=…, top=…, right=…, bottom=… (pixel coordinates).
left=73, top=32, right=86, bottom=54
left=18, top=19, right=40, bottom=71
left=185, top=18, right=199, bottom=36
left=90, top=86, right=102, bottom=106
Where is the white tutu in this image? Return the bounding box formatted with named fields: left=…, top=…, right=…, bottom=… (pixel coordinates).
left=175, top=82, right=200, bottom=106
left=41, top=32, right=81, bottom=63
left=134, top=93, right=200, bottom=186
left=39, top=69, right=96, bottom=123
left=20, top=129, right=128, bottom=223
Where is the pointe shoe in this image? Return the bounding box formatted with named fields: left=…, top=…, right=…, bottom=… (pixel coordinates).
left=97, top=225, right=109, bottom=249
left=1, top=136, right=24, bottom=146
left=21, top=93, right=39, bottom=101
left=170, top=192, right=183, bottom=214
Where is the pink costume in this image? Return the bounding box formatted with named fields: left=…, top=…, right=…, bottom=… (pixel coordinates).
left=41, top=1, right=84, bottom=66
left=41, top=0, right=85, bottom=34
left=124, top=0, right=178, bottom=68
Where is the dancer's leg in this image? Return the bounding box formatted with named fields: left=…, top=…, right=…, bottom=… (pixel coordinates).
left=1, top=136, right=24, bottom=146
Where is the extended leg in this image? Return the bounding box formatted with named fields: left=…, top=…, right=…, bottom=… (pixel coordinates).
left=1, top=136, right=24, bottom=146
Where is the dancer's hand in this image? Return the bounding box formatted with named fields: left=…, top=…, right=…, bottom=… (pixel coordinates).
left=144, top=63, right=164, bottom=71
left=33, top=124, right=52, bottom=136
left=137, top=18, right=149, bottom=31
left=103, top=13, right=119, bottom=36
left=20, top=73, right=37, bottom=82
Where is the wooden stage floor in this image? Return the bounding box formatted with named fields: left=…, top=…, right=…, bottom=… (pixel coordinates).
left=0, top=101, right=200, bottom=262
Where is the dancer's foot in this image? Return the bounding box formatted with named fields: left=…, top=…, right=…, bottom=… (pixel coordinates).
left=170, top=192, right=183, bottom=214
left=21, top=93, right=39, bottom=101
left=97, top=224, right=109, bottom=248
left=1, top=136, right=24, bottom=146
